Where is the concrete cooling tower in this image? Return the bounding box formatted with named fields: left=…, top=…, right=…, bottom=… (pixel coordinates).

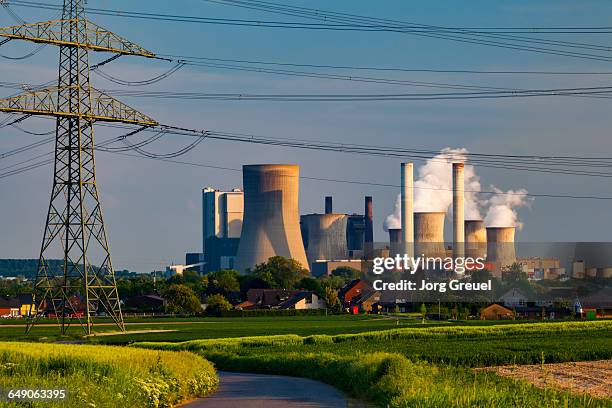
left=486, top=227, right=516, bottom=277
left=234, top=164, right=309, bottom=272
left=389, top=228, right=402, bottom=257
left=414, top=212, right=446, bottom=258
left=301, top=213, right=348, bottom=268
left=465, top=220, right=486, bottom=259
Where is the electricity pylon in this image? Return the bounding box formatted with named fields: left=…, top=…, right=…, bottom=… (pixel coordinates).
left=0, top=0, right=158, bottom=335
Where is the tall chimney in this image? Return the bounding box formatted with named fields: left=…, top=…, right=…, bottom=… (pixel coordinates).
left=401, top=162, right=414, bottom=257
left=364, top=196, right=373, bottom=243
left=324, top=196, right=333, bottom=214
left=364, top=196, right=373, bottom=256
left=452, top=162, right=465, bottom=261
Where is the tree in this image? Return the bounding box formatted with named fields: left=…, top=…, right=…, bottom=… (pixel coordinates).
left=206, top=294, right=233, bottom=315
left=164, top=284, right=202, bottom=314
left=318, top=275, right=346, bottom=291
left=250, top=256, right=309, bottom=289
left=323, top=286, right=342, bottom=313
left=420, top=303, right=427, bottom=323
left=296, top=277, right=322, bottom=293
left=331, top=266, right=361, bottom=282
left=206, top=269, right=240, bottom=296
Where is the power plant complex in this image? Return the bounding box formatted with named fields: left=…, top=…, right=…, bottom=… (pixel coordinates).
left=194, top=161, right=606, bottom=281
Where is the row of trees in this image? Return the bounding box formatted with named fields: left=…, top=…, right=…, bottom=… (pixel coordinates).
left=119, top=256, right=361, bottom=314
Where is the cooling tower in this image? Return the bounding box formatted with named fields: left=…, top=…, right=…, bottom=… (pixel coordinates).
left=452, top=163, right=465, bottom=259
left=389, top=228, right=402, bottom=257
left=389, top=228, right=402, bottom=243
left=234, top=164, right=309, bottom=272
left=414, top=212, right=446, bottom=258
left=486, top=227, right=516, bottom=277
left=401, top=162, right=414, bottom=257
left=465, top=220, right=486, bottom=259
left=301, top=213, right=348, bottom=268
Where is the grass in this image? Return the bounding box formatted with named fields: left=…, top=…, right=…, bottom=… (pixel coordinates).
left=0, top=342, right=218, bottom=407
left=135, top=320, right=612, bottom=407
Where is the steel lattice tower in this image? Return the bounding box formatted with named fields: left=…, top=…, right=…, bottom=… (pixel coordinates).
left=0, top=0, right=158, bottom=335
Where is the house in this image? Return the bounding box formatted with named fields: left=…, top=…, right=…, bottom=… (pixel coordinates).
left=481, top=304, right=514, bottom=320
left=351, top=290, right=380, bottom=313
left=498, top=287, right=529, bottom=308
left=246, top=289, right=299, bottom=308
left=17, top=293, right=36, bottom=316
left=0, top=297, right=20, bottom=317
left=579, top=287, right=612, bottom=318
left=339, top=279, right=372, bottom=309
left=234, top=300, right=257, bottom=310
left=124, top=294, right=166, bottom=312
left=278, top=291, right=326, bottom=310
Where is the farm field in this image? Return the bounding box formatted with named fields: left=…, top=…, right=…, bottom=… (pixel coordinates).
left=135, top=321, right=612, bottom=408
left=0, top=315, right=449, bottom=343
left=0, top=314, right=592, bottom=343
left=0, top=342, right=217, bottom=407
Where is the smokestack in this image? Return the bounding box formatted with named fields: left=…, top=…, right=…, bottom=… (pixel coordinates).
left=324, top=196, right=333, bottom=214
left=234, top=164, right=309, bottom=273
left=364, top=196, right=373, bottom=257
left=301, top=214, right=348, bottom=268
left=486, top=227, right=516, bottom=277
left=465, top=220, right=486, bottom=259
left=401, top=162, right=414, bottom=257
left=414, top=212, right=446, bottom=258
left=453, top=163, right=465, bottom=261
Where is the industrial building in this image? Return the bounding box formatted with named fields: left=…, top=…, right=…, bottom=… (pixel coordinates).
left=300, top=196, right=374, bottom=273
left=201, top=187, right=244, bottom=272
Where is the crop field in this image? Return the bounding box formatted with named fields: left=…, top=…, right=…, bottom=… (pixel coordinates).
left=0, top=342, right=217, bottom=407
left=0, top=315, right=447, bottom=343
left=135, top=321, right=612, bottom=408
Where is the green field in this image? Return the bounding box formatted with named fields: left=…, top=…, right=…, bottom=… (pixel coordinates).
left=1, top=315, right=447, bottom=343
left=0, top=342, right=217, bottom=407
left=1, top=315, right=590, bottom=344
left=136, top=321, right=612, bottom=408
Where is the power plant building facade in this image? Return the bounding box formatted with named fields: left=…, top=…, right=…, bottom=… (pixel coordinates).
left=234, top=164, right=310, bottom=272
left=201, top=187, right=244, bottom=272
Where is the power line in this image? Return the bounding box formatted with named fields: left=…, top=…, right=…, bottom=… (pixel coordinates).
left=161, top=54, right=612, bottom=76
left=201, top=0, right=612, bottom=62
left=7, top=0, right=612, bottom=62
left=102, top=150, right=612, bottom=201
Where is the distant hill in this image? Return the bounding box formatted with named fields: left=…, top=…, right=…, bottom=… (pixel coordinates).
left=0, top=259, right=139, bottom=279
left=0, top=259, right=63, bottom=279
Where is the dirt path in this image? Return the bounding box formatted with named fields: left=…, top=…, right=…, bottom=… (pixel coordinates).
left=182, top=371, right=370, bottom=408
left=483, top=360, right=612, bottom=399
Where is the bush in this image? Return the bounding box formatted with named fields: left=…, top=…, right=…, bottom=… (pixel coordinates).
left=206, top=294, right=233, bottom=315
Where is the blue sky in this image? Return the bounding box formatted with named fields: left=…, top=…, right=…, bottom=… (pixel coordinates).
left=1, top=0, right=612, bottom=272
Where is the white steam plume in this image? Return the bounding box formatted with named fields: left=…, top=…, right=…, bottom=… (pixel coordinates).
left=383, top=194, right=401, bottom=231
left=484, top=187, right=530, bottom=229
left=383, top=147, right=483, bottom=232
